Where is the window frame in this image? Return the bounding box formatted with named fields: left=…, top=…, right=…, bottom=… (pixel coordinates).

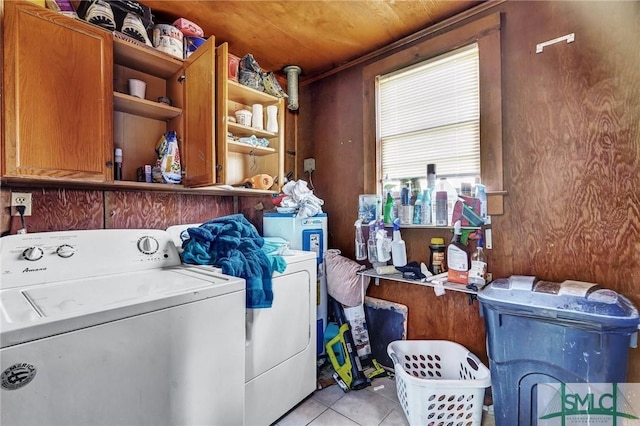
left=363, top=13, right=504, bottom=214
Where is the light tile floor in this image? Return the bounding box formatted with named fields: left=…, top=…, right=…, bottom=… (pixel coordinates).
left=273, top=376, right=495, bottom=426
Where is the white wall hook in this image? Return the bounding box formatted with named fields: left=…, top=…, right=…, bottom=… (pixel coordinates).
left=536, top=33, right=575, bottom=54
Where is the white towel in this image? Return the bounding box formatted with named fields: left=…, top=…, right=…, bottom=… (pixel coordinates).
left=281, top=180, right=324, bottom=218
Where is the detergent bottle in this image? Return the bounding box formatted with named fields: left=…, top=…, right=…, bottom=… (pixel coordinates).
left=447, top=220, right=471, bottom=284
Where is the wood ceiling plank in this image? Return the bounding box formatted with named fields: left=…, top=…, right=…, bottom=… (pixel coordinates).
left=139, top=0, right=478, bottom=78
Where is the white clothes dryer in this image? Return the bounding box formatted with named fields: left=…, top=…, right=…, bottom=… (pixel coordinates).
left=167, top=224, right=317, bottom=426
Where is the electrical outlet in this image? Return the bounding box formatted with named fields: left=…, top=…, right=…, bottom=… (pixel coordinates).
left=11, top=192, right=32, bottom=216
left=304, top=158, right=316, bottom=173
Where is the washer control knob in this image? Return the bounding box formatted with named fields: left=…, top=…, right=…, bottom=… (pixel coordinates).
left=137, top=236, right=159, bottom=255
left=22, top=246, right=44, bottom=261
left=56, top=244, right=75, bottom=258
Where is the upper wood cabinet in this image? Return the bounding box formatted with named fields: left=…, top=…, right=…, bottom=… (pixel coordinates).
left=215, top=43, right=284, bottom=192
left=2, top=2, right=284, bottom=195
left=3, top=1, right=113, bottom=181
left=112, top=34, right=191, bottom=184
left=114, top=33, right=220, bottom=189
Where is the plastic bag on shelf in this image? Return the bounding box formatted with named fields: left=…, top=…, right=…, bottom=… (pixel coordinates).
left=154, top=131, right=182, bottom=184
left=239, top=54, right=264, bottom=91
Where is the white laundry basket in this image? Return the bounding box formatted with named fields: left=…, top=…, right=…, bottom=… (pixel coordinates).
left=387, top=340, right=491, bottom=426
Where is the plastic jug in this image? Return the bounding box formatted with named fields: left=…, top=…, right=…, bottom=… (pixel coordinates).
left=391, top=218, right=407, bottom=267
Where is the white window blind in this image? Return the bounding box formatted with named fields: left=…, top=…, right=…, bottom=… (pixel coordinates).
left=378, top=43, right=480, bottom=187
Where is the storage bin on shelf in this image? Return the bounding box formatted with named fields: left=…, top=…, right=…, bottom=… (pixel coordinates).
left=387, top=340, right=491, bottom=426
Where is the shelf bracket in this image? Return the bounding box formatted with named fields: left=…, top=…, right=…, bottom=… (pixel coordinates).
left=536, top=33, right=575, bottom=54
left=466, top=284, right=478, bottom=305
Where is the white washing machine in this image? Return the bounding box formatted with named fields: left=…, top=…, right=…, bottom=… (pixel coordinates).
left=0, top=229, right=246, bottom=426
left=167, top=224, right=318, bottom=426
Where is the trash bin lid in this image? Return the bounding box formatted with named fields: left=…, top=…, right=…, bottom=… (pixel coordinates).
left=478, top=275, right=640, bottom=330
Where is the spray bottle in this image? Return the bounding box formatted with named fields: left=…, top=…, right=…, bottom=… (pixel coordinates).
left=447, top=220, right=471, bottom=284
left=354, top=219, right=367, bottom=261
left=391, top=218, right=407, bottom=267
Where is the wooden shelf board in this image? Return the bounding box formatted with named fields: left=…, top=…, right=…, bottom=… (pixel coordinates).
left=227, top=140, right=277, bottom=155
left=113, top=37, right=183, bottom=78
left=2, top=177, right=276, bottom=197
left=358, top=269, right=485, bottom=295
left=228, top=80, right=280, bottom=105
left=227, top=122, right=277, bottom=139
left=114, top=92, right=182, bottom=120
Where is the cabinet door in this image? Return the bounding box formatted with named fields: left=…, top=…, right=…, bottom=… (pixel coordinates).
left=214, top=42, right=285, bottom=192
left=3, top=2, right=113, bottom=181
left=182, top=36, right=216, bottom=187
left=215, top=42, right=231, bottom=186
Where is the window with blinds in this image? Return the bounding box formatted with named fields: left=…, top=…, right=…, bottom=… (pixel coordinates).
left=378, top=43, right=480, bottom=191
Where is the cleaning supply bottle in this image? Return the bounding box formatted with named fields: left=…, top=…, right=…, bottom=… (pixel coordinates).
left=421, top=189, right=432, bottom=225
left=354, top=219, right=367, bottom=261
left=375, top=218, right=391, bottom=263
left=435, top=184, right=448, bottom=227
left=444, top=178, right=458, bottom=226
left=475, top=183, right=488, bottom=221
left=383, top=192, right=395, bottom=225
left=426, top=163, right=437, bottom=191
left=399, top=183, right=412, bottom=225
left=447, top=221, right=471, bottom=284
left=427, top=164, right=437, bottom=223
left=391, top=218, right=407, bottom=267
left=367, top=220, right=378, bottom=264
left=469, top=233, right=487, bottom=286
left=412, top=192, right=423, bottom=224
left=435, top=177, right=458, bottom=226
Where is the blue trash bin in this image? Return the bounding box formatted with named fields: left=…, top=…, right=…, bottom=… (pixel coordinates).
left=478, top=275, right=640, bottom=426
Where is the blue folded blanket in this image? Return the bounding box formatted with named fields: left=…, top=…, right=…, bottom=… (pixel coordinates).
left=181, top=214, right=285, bottom=308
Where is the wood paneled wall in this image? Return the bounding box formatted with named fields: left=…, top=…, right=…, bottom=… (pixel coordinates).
left=0, top=186, right=269, bottom=235
left=298, top=1, right=640, bottom=380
